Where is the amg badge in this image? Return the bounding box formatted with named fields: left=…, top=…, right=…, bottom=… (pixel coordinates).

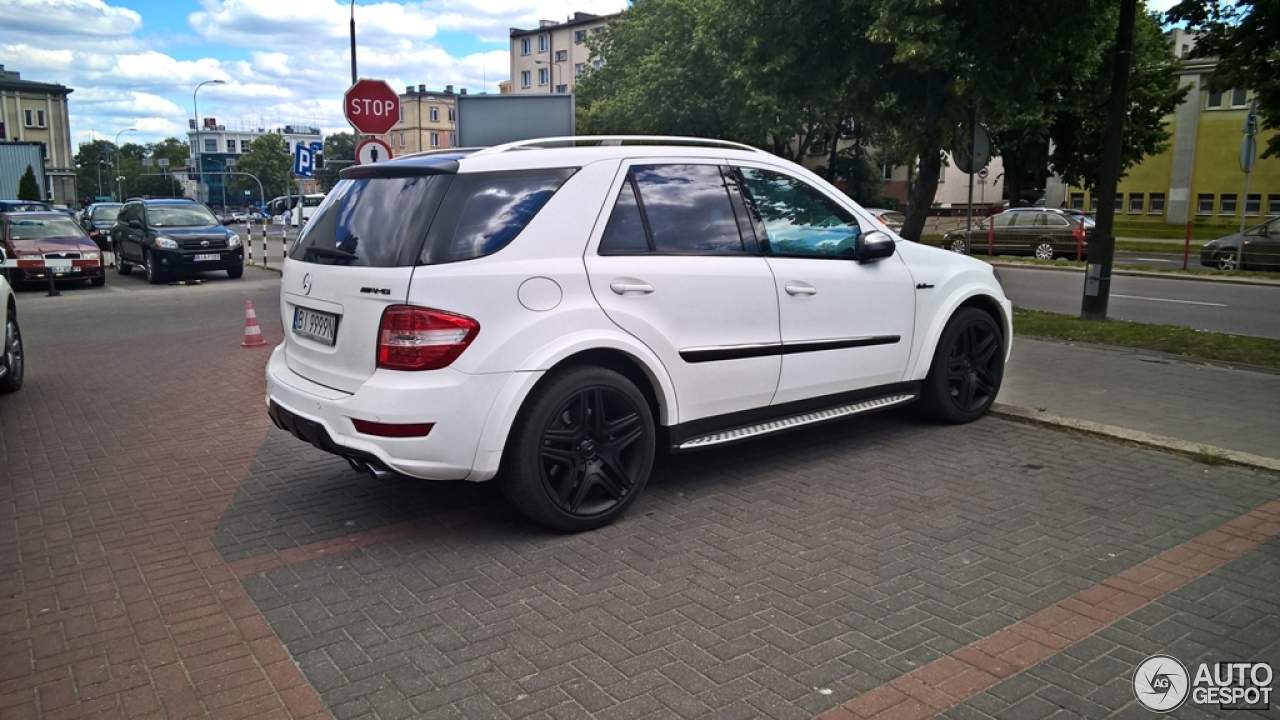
left=360, top=287, right=392, bottom=295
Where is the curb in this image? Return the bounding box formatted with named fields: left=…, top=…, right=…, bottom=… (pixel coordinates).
left=990, top=403, right=1280, bottom=474
left=988, top=260, right=1280, bottom=287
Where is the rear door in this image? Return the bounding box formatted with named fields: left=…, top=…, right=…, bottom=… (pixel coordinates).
left=584, top=161, right=782, bottom=423
left=280, top=173, right=451, bottom=393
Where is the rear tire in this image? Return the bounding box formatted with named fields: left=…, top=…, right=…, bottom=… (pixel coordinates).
left=919, top=307, right=1004, bottom=424
left=501, top=366, right=655, bottom=532
left=116, top=244, right=132, bottom=275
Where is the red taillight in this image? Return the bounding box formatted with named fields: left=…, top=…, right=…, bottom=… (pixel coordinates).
left=376, top=305, right=479, bottom=371
left=350, top=419, right=434, bottom=437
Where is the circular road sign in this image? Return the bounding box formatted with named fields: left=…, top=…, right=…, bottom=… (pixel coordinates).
left=344, top=79, right=401, bottom=136
left=356, top=138, right=393, bottom=166
left=953, top=123, right=992, bottom=175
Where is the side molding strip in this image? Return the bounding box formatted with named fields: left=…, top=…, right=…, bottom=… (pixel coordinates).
left=676, top=393, right=916, bottom=450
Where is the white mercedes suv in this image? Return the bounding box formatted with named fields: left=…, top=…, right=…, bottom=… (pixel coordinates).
left=266, top=137, right=1012, bottom=531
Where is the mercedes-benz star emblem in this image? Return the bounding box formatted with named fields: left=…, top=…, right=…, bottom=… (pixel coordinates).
left=302, top=273, right=312, bottom=295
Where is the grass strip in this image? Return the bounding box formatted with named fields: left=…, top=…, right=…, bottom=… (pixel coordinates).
left=1013, top=307, right=1280, bottom=370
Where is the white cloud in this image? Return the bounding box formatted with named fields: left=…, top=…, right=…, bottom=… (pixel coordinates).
left=0, top=0, right=141, bottom=37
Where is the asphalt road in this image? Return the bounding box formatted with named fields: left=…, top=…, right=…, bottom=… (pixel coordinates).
left=997, top=265, right=1280, bottom=339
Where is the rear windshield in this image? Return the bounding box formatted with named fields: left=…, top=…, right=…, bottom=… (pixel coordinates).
left=290, top=169, right=576, bottom=267
left=91, top=206, right=122, bottom=222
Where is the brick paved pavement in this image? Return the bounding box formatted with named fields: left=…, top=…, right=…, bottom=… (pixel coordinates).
left=1, top=280, right=1278, bottom=719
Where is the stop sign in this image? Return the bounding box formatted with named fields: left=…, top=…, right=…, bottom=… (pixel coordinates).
left=344, top=79, right=400, bottom=135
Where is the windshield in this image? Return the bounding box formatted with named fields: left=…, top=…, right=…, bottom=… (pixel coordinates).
left=148, top=205, right=219, bottom=228
left=91, top=206, right=122, bottom=222
left=9, top=216, right=85, bottom=240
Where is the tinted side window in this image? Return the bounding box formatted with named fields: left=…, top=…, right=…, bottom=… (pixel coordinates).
left=738, top=167, right=860, bottom=258
left=422, top=168, right=577, bottom=264
left=599, top=176, right=651, bottom=254
left=992, top=213, right=1016, bottom=228
left=631, top=164, right=745, bottom=254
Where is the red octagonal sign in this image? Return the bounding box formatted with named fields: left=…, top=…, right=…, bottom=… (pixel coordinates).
left=344, top=79, right=400, bottom=136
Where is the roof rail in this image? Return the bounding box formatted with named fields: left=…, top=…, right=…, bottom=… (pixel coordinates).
left=398, top=147, right=485, bottom=160
left=471, top=135, right=766, bottom=156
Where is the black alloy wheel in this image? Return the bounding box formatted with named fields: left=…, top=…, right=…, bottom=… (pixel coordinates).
left=0, top=310, right=23, bottom=394
left=921, top=308, right=1004, bottom=423
left=145, top=251, right=163, bottom=285
left=502, top=366, right=655, bottom=532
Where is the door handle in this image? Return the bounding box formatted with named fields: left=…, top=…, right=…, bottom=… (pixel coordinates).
left=610, top=279, right=654, bottom=295
left=784, top=282, right=817, bottom=296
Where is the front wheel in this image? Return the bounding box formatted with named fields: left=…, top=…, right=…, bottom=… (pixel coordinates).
left=501, top=366, right=656, bottom=532
left=0, top=310, right=23, bottom=394
left=226, top=264, right=244, bottom=279
left=145, top=251, right=164, bottom=285
left=919, top=307, right=1004, bottom=423
left=1033, top=242, right=1055, bottom=260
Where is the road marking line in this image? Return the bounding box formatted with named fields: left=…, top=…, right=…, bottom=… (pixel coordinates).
left=1111, top=294, right=1226, bottom=307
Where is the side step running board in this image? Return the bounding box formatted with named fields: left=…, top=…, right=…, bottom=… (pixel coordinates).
left=675, top=393, right=916, bottom=450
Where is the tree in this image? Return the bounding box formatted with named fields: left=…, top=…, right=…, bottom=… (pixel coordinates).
left=315, top=132, right=357, bottom=192
left=227, top=134, right=292, bottom=202
left=74, top=141, right=114, bottom=201
left=17, top=165, right=41, bottom=201
left=1168, top=0, right=1279, bottom=157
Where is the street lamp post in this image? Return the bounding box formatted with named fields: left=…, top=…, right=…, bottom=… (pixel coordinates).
left=192, top=79, right=226, bottom=204
left=536, top=59, right=562, bottom=94
left=113, top=127, right=137, bottom=202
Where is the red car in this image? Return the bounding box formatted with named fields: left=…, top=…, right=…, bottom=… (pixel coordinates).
left=1, top=212, right=106, bottom=287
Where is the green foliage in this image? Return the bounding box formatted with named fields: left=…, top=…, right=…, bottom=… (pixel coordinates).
left=315, top=132, right=357, bottom=192
left=1168, top=0, right=1279, bottom=157
left=816, top=148, right=895, bottom=208
left=226, top=134, right=292, bottom=202
left=76, top=138, right=190, bottom=201
left=17, top=165, right=41, bottom=201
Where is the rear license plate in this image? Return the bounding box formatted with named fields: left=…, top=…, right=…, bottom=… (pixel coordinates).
left=193, top=253, right=220, bottom=261
left=293, top=306, right=339, bottom=346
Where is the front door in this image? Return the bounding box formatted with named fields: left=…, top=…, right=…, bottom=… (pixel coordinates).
left=735, top=165, right=915, bottom=405
left=584, top=161, right=781, bottom=423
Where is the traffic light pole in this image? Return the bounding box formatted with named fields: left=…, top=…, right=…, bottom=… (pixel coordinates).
left=1080, top=0, right=1137, bottom=321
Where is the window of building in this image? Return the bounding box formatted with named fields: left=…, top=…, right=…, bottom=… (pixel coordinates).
left=575, top=29, right=587, bottom=43
left=399, top=132, right=405, bottom=148
left=1231, top=88, right=1248, bottom=107
left=448, top=109, right=455, bottom=122
left=1128, top=194, right=1144, bottom=213
left=1089, top=196, right=1099, bottom=212
left=575, top=63, right=587, bottom=77
left=1207, top=91, right=1223, bottom=109
left=1113, top=195, right=1123, bottom=212
left=430, top=132, right=440, bottom=148
left=593, top=27, right=603, bottom=35
left=882, top=164, right=894, bottom=181
left=1245, top=193, right=1260, bottom=216
left=430, top=107, right=439, bottom=122
left=0, top=121, right=6, bottom=139
left=449, top=133, right=456, bottom=147
left=240, top=139, right=250, bottom=152
left=227, top=139, right=236, bottom=152
left=23, top=109, right=47, bottom=127
left=555, top=84, right=568, bottom=94
left=593, top=59, right=604, bottom=69
left=538, top=34, right=549, bottom=52
left=1069, top=193, right=1084, bottom=210
left=521, top=37, right=530, bottom=55
left=539, top=68, right=549, bottom=85
left=1149, top=193, right=1165, bottom=213
left=1269, top=195, right=1280, bottom=215
left=1220, top=193, right=1237, bottom=214
left=520, top=70, right=531, bottom=88
left=1197, top=193, right=1214, bottom=214
left=204, top=139, right=217, bottom=152
left=555, top=50, right=567, bottom=62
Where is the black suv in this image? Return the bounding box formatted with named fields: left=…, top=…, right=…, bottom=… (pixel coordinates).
left=110, top=199, right=244, bottom=283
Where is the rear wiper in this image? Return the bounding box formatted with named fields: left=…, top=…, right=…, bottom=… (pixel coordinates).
left=304, top=247, right=360, bottom=261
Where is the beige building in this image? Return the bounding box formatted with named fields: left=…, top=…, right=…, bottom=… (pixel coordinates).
left=509, top=12, right=619, bottom=96
left=0, top=65, right=75, bottom=205
left=382, top=85, right=460, bottom=155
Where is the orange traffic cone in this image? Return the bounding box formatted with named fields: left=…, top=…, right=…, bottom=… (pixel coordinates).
left=241, top=300, right=267, bottom=348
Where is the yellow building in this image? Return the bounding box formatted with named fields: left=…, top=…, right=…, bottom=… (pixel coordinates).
left=0, top=65, right=75, bottom=205
left=1066, top=30, right=1279, bottom=227
left=381, top=85, right=460, bottom=155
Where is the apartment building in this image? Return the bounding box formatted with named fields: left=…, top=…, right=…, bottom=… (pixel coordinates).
left=509, top=12, right=620, bottom=95
left=382, top=85, right=459, bottom=155
left=0, top=65, right=76, bottom=205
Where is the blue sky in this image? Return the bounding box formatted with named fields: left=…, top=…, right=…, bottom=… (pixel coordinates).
left=1, top=0, right=626, bottom=148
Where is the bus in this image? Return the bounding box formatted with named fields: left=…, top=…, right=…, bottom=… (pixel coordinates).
left=267, top=194, right=325, bottom=226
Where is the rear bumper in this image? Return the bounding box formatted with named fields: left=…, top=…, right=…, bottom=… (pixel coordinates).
left=264, top=345, right=511, bottom=481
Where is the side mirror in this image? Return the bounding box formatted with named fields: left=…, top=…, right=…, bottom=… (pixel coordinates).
left=856, top=230, right=896, bottom=264
left=128, top=219, right=142, bottom=230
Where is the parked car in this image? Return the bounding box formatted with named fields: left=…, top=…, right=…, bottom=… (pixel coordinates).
left=266, top=136, right=1013, bottom=531
left=109, top=199, right=244, bottom=284
left=864, top=208, right=905, bottom=233
left=230, top=211, right=250, bottom=224
left=0, top=200, right=53, bottom=213
left=79, top=202, right=123, bottom=252
left=1, top=211, right=106, bottom=287
left=944, top=207, right=1090, bottom=260
left=0, top=248, right=22, bottom=393
left=1200, top=216, right=1280, bottom=270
